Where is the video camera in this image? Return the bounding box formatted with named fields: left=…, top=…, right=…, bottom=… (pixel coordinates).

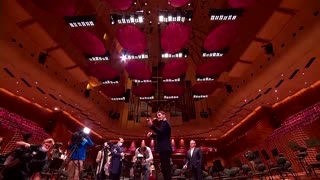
left=71, top=131, right=87, bottom=145
left=133, top=154, right=145, bottom=177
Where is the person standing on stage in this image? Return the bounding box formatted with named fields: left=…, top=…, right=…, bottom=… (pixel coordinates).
left=147, top=111, right=172, bottom=180
left=109, top=138, right=125, bottom=180
left=183, top=140, right=203, bottom=180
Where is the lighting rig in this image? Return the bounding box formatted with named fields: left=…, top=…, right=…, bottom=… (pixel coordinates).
left=64, top=15, right=96, bottom=27
left=202, top=48, right=229, bottom=58
left=85, top=52, right=110, bottom=61
left=158, top=10, right=193, bottom=23
left=193, top=95, right=208, bottom=99
left=110, top=11, right=144, bottom=24
left=164, top=96, right=179, bottom=99
left=209, top=8, right=243, bottom=21
left=161, top=48, right=189, bottom=59
left=140, top=96, right=154, bottom=100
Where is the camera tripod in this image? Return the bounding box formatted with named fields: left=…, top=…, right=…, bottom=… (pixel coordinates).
left=52, top=139, right=95, bottom=180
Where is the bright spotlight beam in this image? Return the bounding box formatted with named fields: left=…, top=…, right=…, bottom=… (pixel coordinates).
left=120, top=54, right=128, bottom=62
left=83, top=127, right=91, bottom=134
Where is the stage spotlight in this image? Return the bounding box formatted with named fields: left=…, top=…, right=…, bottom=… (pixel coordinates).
left=83, top=127, right=91, bottom=134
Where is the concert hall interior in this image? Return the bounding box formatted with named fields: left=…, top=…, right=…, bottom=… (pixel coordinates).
left=0, top=0, right=320, bottom=179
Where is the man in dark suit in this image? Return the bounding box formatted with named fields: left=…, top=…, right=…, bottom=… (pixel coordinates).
left=109, top=138, right=125, bottom=180
left=184, top=140, right=203, bottom=180
left=147, top=111, right=172, bottom=180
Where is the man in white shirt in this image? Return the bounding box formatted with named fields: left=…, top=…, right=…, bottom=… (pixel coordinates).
left=134, top=145, right=153, bottom=180
left=184, top=140, right=203, bottom=180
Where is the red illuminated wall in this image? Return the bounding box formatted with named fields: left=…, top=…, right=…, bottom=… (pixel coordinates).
left=228, top=102, right=320, bottom=171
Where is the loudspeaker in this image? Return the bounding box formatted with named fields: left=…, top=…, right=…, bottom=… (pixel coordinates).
left=271, top=148, right=279, bottom=157
left=125, top=89, right=130, bottom=103
left=213, top=160, right=224, bottom=172
left=84, top=89, right=91, bottom=98
left=261, top=149, right=270, bottom=160
left=38, top=52, right=48, bottom=65
left=44, top=118, right=57, bottom=133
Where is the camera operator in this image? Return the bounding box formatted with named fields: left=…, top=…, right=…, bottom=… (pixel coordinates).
left=134, top=145, right=153, bottom=180
left=96, top=142, right=111, bottom=180
left=2, top=138, right=55, bottom=180
left=67, top=131, right=94, bottom=180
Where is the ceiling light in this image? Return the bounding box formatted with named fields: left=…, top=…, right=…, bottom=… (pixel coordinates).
left=161, top=48, right=189, bottom=59
left=281, top=73, right=284, bottom=77
left=158, top=10, right=192, bottom=23
left=231, top=123, right=234, bottom=126
left=196, top=77, right=214, bottom=82
left=163, top=78, right=180, bottom=82
left=209, top=8, right=243, bottom=21
left=274, top=89, right=278, bottom=93
left=44, top=96, right=47, bottom=99
left=148, top=11, right=151, bottom=14
left=120, top=54, right=128, bottom=62
left=134, top=79, right=152, bottom=83
left=164, top=96, right=179, bottom=99
left=202, top=47, right=228, bottom=57
left=188, top=3, right=191, bottom=6
left=102, top=80, right=119, bottom=85
left=276, top=97, right=279, bottom=100
left=16, top=81, right=19, bottom=84
left=35, top=81, right=38, bottom=84
left=193, top=95, right=208, bottom=99
left=111, top=97, right=125, bottom=101
left=110, top=11, right=144, bottom=25
left=149, top=20, right=152, bottom=24
left=64, top=15, right=96, bottom=27
left=304, top=81, right=307, bottom=84
left=85, top=53, right=110, bottom=61
left=302, top=72, right=305, bottom=75
left=16, top=90, right=19, bottom=93
left=144, top=2, right=147, bottom=5
left=258, top=89, right=261, bottom=92
left=53, top=107, right=60, bottom=111
left=140, top=96, right=154, bottom=100
left=32, top=97, right=34, bottom=100
left=121, top=50, right=149, bottom=60
left=244, top=99, right=247, bottom=102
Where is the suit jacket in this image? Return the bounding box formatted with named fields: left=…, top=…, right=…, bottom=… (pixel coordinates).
left=185, top=147, right=202, bottom=168
left=108, top=144, right=123, bottom=174
left=149, top=120, right=172, bottom=153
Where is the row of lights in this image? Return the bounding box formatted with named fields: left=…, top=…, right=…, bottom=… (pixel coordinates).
left=86, top=54, right=109, bottom=61
left=209, top=8, right=243, bottom=21
left=202, top=52, right=224, bottom=57
left=110, top=11, right=144, bottom=25
left=161, top=52, right=188, bottom=58
left=121, top=52, right=149, bottom=60
left=64, top=15, right=96, bottom=28
left=134, top=79, right=152, bottom=83
left=140, top=96, right=154, bottom=100
left=196, top=77, right=214, bottom=82
left=193, top=95, right=208, bottom=99
left=111, top=97, right=125, bottom=101
left=163, top=78, right=180, bottom=82
left=102, top=80, right=119, bottom=85
left=164, top=96, right=179, bottom=99
left=158, top=10, right=193, bottom=23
